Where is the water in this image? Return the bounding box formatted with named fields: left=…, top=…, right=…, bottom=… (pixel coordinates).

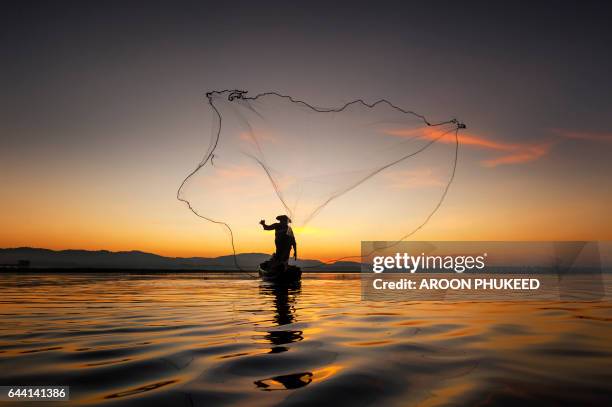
left=0, top=273, right=611, bottom=406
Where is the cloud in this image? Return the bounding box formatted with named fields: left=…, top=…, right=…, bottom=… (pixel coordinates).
left=551, top=128, right=612, bottom=142
left=385, top=127, right=553, bottom=167
left=480, top=143, right=552, bottom=167
left=239, top=131, right=277, bottom=145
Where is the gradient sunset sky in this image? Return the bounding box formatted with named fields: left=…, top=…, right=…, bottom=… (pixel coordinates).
left=2, top=1, right=612, bottom=260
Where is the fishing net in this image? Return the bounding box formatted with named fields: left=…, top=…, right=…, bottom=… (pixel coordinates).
left=178, top=90, right=464, bottom=267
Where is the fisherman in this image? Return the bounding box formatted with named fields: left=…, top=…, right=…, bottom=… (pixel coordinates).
left=260, top=215, right=297, bottom=263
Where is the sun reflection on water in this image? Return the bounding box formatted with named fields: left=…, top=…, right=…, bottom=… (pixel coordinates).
left=0, top=273, right=610, bottom=406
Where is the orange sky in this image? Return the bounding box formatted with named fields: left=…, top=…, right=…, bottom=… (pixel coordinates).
left=3, top=1, right=612, bottom=262
left=2, top=125, right=611, bottom=260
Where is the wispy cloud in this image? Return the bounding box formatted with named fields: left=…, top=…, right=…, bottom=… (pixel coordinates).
left=239, top=131, right=277, bottom=145
left=480, top=143, right=552, bottom=167
left=385, top=127, right=553, bottom=167
left=551, top=128, right=612, bottom=142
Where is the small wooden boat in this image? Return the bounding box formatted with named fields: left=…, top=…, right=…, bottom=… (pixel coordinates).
left=259, top=259, right=302, bottom=283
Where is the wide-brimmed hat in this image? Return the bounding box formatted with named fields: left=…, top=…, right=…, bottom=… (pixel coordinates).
left=276, top=215, right=291, bottom=223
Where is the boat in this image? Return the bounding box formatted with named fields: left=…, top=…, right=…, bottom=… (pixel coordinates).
left=258, top=259, right=302, bottom=283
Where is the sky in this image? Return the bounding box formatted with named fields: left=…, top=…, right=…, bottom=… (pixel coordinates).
left=2, top=1, right=612, bottom=260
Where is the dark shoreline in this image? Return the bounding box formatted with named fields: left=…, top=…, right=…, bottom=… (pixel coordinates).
left=0, top=268, right=360, bottom=273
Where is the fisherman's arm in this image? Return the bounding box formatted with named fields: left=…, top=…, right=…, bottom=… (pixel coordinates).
left=259, top=220, right=278, bottom=230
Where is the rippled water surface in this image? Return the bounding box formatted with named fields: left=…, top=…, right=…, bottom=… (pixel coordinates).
left=1, top=273, right=611, bottom=406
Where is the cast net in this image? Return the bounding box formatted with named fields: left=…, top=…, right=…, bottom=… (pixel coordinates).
left=178, top=90, right=464, bottom=267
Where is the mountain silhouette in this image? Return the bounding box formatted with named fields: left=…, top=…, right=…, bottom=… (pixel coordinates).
left=0, top=248, right=360, bottom=271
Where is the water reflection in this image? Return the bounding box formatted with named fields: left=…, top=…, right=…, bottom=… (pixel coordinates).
left=1, top=274, right=610, bottom=406
left=254, top=372, right=313, bottom=391
left=260, top=281, right=301, bottom=324
left=259, top=281, right=303, bottom=347
left=256, top=281, right=312, bottom=391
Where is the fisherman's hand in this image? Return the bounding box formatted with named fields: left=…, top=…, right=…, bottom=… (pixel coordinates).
left=259, top=219, right=265, bottom=225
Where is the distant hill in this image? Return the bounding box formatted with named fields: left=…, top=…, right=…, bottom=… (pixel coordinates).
left=0, top=247, right=361, bottom=272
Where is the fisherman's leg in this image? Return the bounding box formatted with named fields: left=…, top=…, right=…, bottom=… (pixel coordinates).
left=274, top=239, right=282, bottom=260
left=278, top=241, right=291, bottom=263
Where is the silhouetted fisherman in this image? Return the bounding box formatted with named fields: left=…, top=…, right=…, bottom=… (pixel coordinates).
left=260, top=215, right=297, bottom=263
